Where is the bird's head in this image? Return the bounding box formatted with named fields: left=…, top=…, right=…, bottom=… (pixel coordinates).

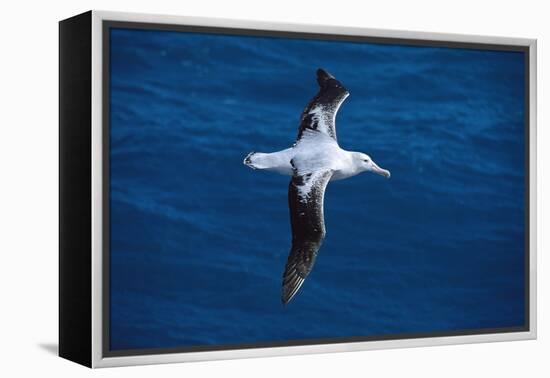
left=353, top=152, right=391, bottom=178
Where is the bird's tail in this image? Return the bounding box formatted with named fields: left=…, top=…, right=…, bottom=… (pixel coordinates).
left=243, top=152, right=258, bottom=169
left=243, top=151, right=269, bottom=170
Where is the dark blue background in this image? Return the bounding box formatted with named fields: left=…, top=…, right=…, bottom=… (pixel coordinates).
left=108, top=28, right=526, bottom=351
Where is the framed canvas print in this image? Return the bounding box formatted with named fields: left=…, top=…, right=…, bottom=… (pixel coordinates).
left=59, top=10, right=537, bottom=368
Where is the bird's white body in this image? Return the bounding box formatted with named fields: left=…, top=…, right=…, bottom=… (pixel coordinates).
left=245, top=130, right=387, bottom=181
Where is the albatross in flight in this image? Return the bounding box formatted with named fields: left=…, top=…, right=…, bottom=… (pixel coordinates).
left=243, top=68, right=391, bottom=305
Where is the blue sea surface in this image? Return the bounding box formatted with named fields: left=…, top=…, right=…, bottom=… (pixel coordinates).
left=108, top=28, right=526, bottom=351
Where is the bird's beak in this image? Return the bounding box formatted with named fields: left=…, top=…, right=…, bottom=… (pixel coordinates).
left=371, top=161, right=391, bottom=178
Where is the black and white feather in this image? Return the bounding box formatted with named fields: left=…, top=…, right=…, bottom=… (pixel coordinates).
left=296, top=69, right=349, bottom=142
left=282, top=167, right=333, bottom=304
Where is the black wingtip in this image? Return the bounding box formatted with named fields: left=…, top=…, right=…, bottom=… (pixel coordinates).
left=281, top=284, right=294, bottom=306
left=281, top=273, right=306, bottom=306
left=316, top=68, right=334, bottom=87
left=281, top=291, right=293, bottom=306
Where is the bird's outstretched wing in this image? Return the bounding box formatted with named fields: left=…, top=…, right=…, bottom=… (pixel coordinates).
left=295, top=68, right=349, bottom=143
left=282, top=166, right=333, bottom=304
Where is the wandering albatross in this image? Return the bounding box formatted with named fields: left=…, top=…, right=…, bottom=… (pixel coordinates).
left=244, top=68, right=391, bottom=305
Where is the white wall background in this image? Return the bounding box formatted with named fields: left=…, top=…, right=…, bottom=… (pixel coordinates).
left=0, top=0, right=546, bottom=376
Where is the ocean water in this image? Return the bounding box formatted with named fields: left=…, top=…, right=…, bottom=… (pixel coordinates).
left=108, top=28, right=526, bottom=351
